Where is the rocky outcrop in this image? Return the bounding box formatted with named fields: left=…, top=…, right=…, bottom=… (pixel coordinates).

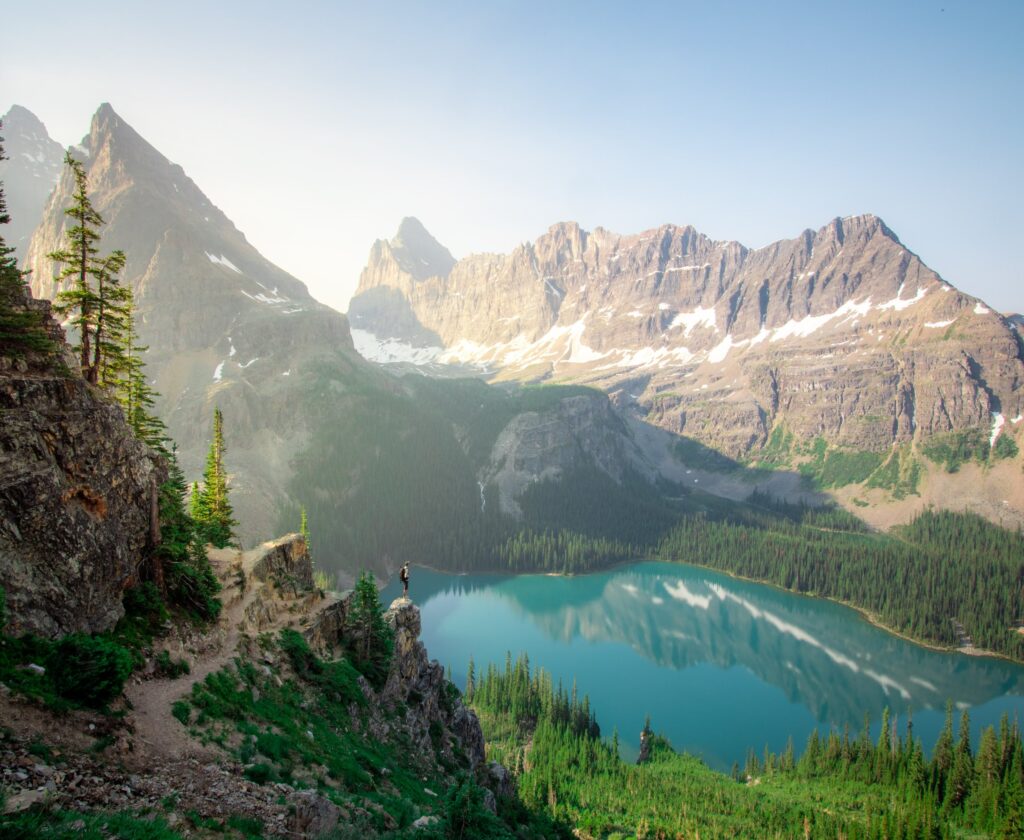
left=0, top=302, right=163, bottom=637
left=302, top=593, right=489, bottom=777
left=350, top=217, right=1024, bottom=459
left=382, top=597, right=486, bottom=771
left=250, top=533, right=312, bottom=590
left=483, top=391, right=648, bottom=516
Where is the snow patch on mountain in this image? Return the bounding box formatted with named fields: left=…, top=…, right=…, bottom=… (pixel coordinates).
left=877, top=284, right=927, bottom=312
left=351, top=329, right=443, bottom=365
left=772, top=298, right=872, bottom=342
left=205, top=252, right=242, bottom=273
left=669, top=306, right=717, bottom=335
left=990, top=412, right=1005, bottom=447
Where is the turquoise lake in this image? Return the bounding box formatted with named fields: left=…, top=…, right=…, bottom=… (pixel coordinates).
left=380, top=562, right=1024, bottom=771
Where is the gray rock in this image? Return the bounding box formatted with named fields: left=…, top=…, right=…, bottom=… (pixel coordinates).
left=412, top=814, right=440, bottom=829
left=3, top=788, right=46, bottom=814
left=287, top=790, right=342, bottom=836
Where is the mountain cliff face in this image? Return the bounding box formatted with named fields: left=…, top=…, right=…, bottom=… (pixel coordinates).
left=351, top=217, right=1024, bottom=458
left=0, top=297, right=163, bottom=637
left=0, top=105, right=64, bottom=259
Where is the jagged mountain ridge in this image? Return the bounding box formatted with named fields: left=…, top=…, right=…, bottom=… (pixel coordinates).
left=0, top=105, right=64, bottom=259
left=350, top=217, right=1024, bottom=459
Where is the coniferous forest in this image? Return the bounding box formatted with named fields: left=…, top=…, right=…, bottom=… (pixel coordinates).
left=470, top=654, right=1024, bottom=839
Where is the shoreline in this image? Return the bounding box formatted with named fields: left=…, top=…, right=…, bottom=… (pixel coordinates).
left=388, top=557, right=1020, bottom=666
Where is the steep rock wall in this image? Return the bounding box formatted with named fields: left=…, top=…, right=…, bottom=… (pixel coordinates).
left=0, top=301, right=163, bottom=637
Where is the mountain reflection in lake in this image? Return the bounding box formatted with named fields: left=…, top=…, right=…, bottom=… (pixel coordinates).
left=381, top=562, right=1024, bottom=770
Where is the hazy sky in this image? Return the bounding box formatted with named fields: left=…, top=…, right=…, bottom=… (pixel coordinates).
left=5, top=0, right=1023, bottom=314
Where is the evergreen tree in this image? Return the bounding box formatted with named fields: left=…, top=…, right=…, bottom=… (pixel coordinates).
left=946, top=709, right=976, bottom=810
left=300, top=506, right=312, bottom=562
left=49, top=152, right=126, bottom=383
left=155, top=446, right=222, bottom=621
left=92, top=249, right=130, bottom=388
left=932, top=701, right=955, bottom=799
left=343, top=571, right=393, bottom=687
left=191, top=407, right=236, bottom=548
left=111, top=291, right=166, bottom=451
left=0, top=127, right=52, bottom=357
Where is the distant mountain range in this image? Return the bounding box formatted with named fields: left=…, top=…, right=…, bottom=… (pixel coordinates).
left=4, top=102, right=1022, bottom=548
left=350, top=216, right=1024, bottom=528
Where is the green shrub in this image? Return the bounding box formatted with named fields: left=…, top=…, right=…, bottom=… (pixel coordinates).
left=444, top=778, right=512, bottom=839
left=48, top=634, right=134, bottom=707
left=993, top=434, right=1019, bottom=460
left=226, top=814, right=264, bottom=837
left=172, top=699, right=191, bottom=725
left=166, top=561, right=222, bottom=622
left=921, top=428, right=990, bottom=472
left=121, top=582, right=169, bottom=636
left=155, top=650, right=190, bottom=678
left=243, top=763, right=275, bottom=784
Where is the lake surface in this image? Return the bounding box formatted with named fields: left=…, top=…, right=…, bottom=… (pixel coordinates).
left=381, top=562, right=1024, bottom=771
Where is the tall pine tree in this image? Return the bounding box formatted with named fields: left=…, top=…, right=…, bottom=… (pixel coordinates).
left=49, top=151, right=127, bottom=384
left=157, top=445, right=221, bottom=620
left=191, top=407, right=236, bottom=548
left=0, top=125, right=53, bottom=357
left=300, top=506, right=312, bottom=562
left=112, top=291, right=166, bottom=452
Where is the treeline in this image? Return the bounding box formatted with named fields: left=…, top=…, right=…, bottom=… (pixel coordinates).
left=467, top=653, right=600, bottom=745
left=469, top=656, right=1024, bottom=839
left=654, top=508, right=1024, bottom=659
left=744, top=704, right=1024, bottom=838
left=493, top=529, right=636, bottom=573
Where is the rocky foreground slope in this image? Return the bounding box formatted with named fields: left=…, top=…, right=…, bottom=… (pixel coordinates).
left=0, top=298, right=163, bottom=638
left=1, top=535, right=515, bottom=836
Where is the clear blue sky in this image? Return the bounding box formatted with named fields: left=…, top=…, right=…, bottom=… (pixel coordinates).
left=5, top=0, right=1023, bottom=314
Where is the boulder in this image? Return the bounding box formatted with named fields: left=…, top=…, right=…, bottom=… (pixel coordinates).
left=249, top=534, right=312, bottom=591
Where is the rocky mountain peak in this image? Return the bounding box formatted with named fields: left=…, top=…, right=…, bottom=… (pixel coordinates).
left=3, top=104, right=51, bottom=136
left=0, top=104, right=64, bottom=258
left=387, top=216, right=456, bottom=281
left=349, top=214, right=1023, bottom=489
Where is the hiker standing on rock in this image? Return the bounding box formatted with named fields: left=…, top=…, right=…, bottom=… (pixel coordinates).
left=400, top=562, right=410, bottom=599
